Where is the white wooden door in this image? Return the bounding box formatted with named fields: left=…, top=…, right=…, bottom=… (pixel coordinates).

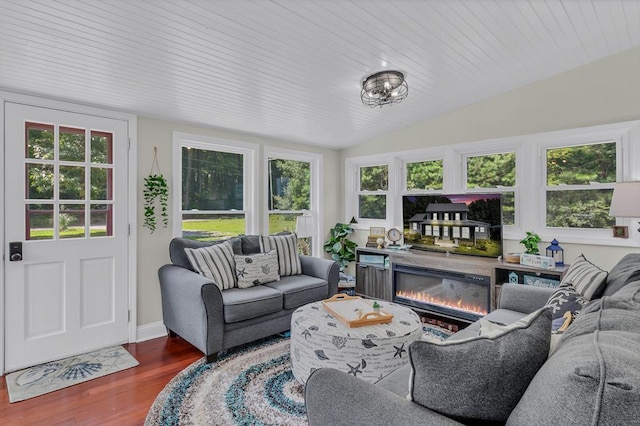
left=4, top=102, right=129, bottom=372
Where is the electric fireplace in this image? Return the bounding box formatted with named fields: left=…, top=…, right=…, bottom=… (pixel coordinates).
left=392, top=263, right=491, bottom=322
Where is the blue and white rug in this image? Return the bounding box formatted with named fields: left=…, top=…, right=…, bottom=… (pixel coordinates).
left=146, top=325, right=453, bottom=426
left=5, top=345, right=139, bottom=403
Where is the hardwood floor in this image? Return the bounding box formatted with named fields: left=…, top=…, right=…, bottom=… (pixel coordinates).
left=0, top=336, right=202, bottom=425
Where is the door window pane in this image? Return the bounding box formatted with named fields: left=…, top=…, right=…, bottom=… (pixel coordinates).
left=26, top=204, right=54, bottom=240
left=91, top=131, right=112, bottom=164
left=90, top=204, right=112, bottom=237
left=59, top=166, right=85, bottom=200
left=406, top=160, right=443, bottom=190
left=59, top=127, right=85, bottom=162
left=27, top=164, right=54, bottom=199
left=59, top=204, right=85, bottom=239
left=91, top=167, right=113, bottom=200
left=26, top=122, right=54, bottom=160
left=182, top=147, right=244, bottom=210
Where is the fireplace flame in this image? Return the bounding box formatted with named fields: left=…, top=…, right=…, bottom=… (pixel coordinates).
left=396, top=290, right=487, bottom=316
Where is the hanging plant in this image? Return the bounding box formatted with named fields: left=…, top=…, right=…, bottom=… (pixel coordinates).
left=143, top=147, right=169, bottom=233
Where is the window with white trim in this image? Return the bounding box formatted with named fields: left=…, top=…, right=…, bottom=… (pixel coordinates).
left=358, top=164, right=389, bottom=220
left=544, top=140, right=616, bottom=229
left=173, top=133, right=257, bottom=241
left=405, top=159, right=443, bottom=191
left=265, top=147, right=322, bottom=256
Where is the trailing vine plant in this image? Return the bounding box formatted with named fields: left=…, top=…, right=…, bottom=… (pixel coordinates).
left=143, top=147, right=169, bottom=233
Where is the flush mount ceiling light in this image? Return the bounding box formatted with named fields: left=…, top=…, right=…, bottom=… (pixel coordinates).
left=360, top=70, right=408, bottom=107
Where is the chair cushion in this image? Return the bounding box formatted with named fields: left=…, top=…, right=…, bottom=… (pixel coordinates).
left=264, top=275, right=328, bottom=309
left=408, top=308, right=551, bottom=424
left=259, top=234, right=303, bottom=276
left=184, top=241, right=237, bottom=290
left=221, top=285, right=283, bottom=323
left=560, top=254, right=608, bottom=300
left=234, top=250, right=280, bottom=288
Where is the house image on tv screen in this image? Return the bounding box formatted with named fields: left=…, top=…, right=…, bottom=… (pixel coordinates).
left=408, top=203, right=491, bottom=248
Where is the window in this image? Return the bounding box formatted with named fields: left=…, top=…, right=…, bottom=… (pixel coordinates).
left=545, top=141, right=616, bottom=229
left=265, top=147, right=322, bottom=255
left=267, top=158, right=310, bottom=231
left=358, top=164, right=388, bottom=219
left=465, top=152, right=516, bottom=226
left=405, top=159, right=443, bottom=191
left=173, top=133, right=257, bottom=241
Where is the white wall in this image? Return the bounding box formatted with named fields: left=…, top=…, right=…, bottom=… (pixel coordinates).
left=136, top=117, right=341, bottom=326
left=340, top=46, right=640, bottom=271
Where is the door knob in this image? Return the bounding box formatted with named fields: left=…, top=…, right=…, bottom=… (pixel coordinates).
left=9, top=242, right=22, bottom=261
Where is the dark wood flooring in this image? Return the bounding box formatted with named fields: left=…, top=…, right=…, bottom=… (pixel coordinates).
left=0, top=336, right=202, bottom=425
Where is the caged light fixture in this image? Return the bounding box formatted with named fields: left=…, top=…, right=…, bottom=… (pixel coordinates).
left=360, top=70, right=408, bottom=107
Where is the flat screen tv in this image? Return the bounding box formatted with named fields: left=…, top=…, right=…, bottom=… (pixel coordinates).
left=402, top=193, right=503, bottom=259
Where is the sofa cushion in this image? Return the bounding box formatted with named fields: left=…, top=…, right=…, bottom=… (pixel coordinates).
left=221, top=285, right=283, bottom=323
left=408, top=308, right=551, bottom=424
left=560, top=254, right=608, bottom=300
left=507, top=282, right=640, bottom=426
left=234, top=250, right=280, bottom=288
left=602, top=253, right=640, bottom=297
left=264, top=274, right=328, bottom=309
left=239, top=235, right=262, bottom=254
left=184, top=241, right=237, bottom=290
left=259, top=233, right=303, bottom=276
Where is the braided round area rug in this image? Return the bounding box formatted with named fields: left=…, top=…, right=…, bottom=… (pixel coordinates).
left=145, top=336, right=306, bottom=426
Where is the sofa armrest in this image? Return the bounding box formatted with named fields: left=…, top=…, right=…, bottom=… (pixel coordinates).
left=305, top=368, right=464, bottom=426
left=158, top=264, right=224, bottom=356
left=299, top=256, right=340, bottom=297
left=498, top=283, right=554, bottom=313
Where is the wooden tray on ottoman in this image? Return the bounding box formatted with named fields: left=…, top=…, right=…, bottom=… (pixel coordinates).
left=321, top=294, right=394, bottom=327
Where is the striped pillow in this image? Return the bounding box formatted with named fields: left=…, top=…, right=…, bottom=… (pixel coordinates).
left=259, top=234, right=302, bottom=276
left=184, top=241, right=237, bottom=290
left=560, top=254, right=608, bottom=300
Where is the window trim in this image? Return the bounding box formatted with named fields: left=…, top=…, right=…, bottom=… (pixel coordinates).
left=172, top=132, right=259, bottom=238
left=344, top=120, right=640, bottom=247
left=264, top=146, right=323, bottom=256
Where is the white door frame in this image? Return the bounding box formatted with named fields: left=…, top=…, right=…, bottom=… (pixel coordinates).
left=0, top=91, right=137, bottom=375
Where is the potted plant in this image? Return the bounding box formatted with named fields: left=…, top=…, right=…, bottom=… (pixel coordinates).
left=323, top=223, right=357, bottom=271
left=520, top=231, right=541, bottom=255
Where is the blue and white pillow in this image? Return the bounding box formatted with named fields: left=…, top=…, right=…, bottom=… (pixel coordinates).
left=234, top=250, right=280, bottom=288
left=259, top=234, right=302, bottom=276
left=184, top=241, right=237, bottom=290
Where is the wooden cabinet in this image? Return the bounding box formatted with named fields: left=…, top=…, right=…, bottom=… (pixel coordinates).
left=355, top=249, right=392, bottom=301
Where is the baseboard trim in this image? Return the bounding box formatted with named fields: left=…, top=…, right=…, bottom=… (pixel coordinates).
left=136, top=321, right=167, bottom=342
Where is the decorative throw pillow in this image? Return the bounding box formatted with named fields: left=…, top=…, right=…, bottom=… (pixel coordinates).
left=259, top=233, right=302, bottom=276
left=544, top=283, right=589, bottom=334
left=408, top=308, right=552, bottom=424
left=184, top=241, right=237, bottom=290
left=234, top=250, right=280, bottom=288
left=560, top=254, right=608, bottom=300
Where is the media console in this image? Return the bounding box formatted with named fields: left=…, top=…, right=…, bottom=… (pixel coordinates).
left=355, top=247, right=569, bottom=323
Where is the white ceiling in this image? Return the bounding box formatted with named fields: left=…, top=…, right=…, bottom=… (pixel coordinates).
left=1, top=1, right=639, bottom=149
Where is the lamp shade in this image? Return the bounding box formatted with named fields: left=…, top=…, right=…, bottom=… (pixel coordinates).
left=295, top=212, right=314, bottom=238
left=609, top=182, right=640, bottom=217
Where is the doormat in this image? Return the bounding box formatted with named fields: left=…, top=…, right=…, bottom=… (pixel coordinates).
left=4, top=345, right=139, bottom=403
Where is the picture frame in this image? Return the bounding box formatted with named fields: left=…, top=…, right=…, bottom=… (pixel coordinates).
left=369, top=227, right=385, bottom=237
left=613, top=225, right=629, bottom=239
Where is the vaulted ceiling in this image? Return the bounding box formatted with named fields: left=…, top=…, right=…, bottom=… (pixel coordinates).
left=1, top=1, right=639, bottom=148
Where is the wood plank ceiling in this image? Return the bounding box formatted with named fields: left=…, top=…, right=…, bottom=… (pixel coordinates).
left=0, top=0, right=639, bottom=148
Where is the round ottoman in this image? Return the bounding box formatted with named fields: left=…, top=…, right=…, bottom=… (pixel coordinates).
left=290, top=300, right=422, bottom=384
